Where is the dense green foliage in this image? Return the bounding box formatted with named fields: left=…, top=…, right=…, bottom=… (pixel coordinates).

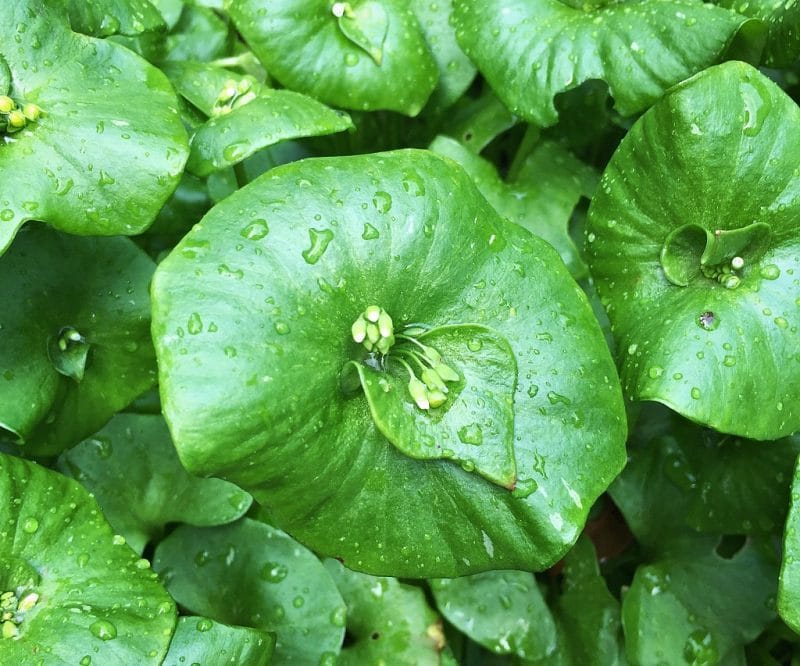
left=1, top=0, right=800, bottom=663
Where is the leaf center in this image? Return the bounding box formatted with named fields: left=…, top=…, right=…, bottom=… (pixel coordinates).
left=659, top=222, right=771, bottom=289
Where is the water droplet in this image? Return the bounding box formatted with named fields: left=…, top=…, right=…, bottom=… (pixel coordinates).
left=80, top=657, right=92, bottom=666
left=547, top=391, right=572, bottom=406
left=648, top=366, right=663, bottom=379
left=274, top=321, right=290, bottom=335
left=527, top=384, right=539, bottom=398
left=302, top=228, right=334, bottom=264
left=187, top=313, right=203, bottom=335
left=222, top=142, right=249, bottom=162
left=344, top=52, right=359, bottom=66
left=260, top=561, right=288, bottom=583
left=330, top=607, right=347, bottom=627
left=292, top=596, right=305, bottom=608
left=196, top=618, right=213, bottom=632
left=775, top=316, right=789, bottom=329
left=22, top=517, right=39, bottom=534
left=112, top=534, right=126, bottom=545
left=457, top=424, right=483, bottom=446
left=760, top=264, right=781, bottom=280
left=224, top=346, right=237, bottom=358
left=697, top=311, right=718, bottom=331
left=98, top=170, right=115, bottom=186
left=241, top=219, right=269, bottom=240
left=512, top=478, right=538, bottom=498
left=194, top=550, right=211, bottom=567
left=467, top=338, right=483, bottom=352
left=361, top=223, right=380, bottom=239
left=691, top=387, right=701, bottom=400
left=0, top=209, right=14, bottom=221
left=723, top=355, right=737, bottom=367
left=372, top=191, right=392, bottom=213
left=683, top=629, right=719, bottom=665
left=627, top=343, right=638, bottom=355
left=89, top=619, right=117, bottom=641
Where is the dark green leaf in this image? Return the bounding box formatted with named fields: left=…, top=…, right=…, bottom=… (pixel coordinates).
left=61, top=0, right=165, bottom=36
left=0, top=226, right=156, bottom=455
left=0, top=1, right=189, bottom=255
left=411, top=0, right=476, bottom=109
left=718, top=0, right=800, bottom=67
left=431, top=571, right=556, bottom=660
left=431, top=135, right=595, bottom=278
left=355, top=324, right=518, bottom=489
left=453, top=0, right=764, bottom=126
left=325, top=559, right=444, bottom=664
left=0, top=454, right=176, bottom=663
left=445, top=89, right=517, bottom=154
left=164, top=4, right=231, bottom=62
left=187, top=90, right=354, bottom=176
left=58, top=413, right=253, bottom=554
left=151, top=149, right=627, bottom=576
left=587, top=61, right=800, bottom=440
left=778, top=455, right=800, bottom=634
left=163, top=616, right=275, bottom=666
left=153, top=519, right=346, bottom=665
left=228, top=0, right=439, bottom=115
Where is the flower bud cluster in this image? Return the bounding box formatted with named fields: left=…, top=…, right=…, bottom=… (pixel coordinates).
left=0, top=95, right=41, bottom=134
left=701, top=255, right=745, bottom=289
left=211, top=77, right=258, bottom=117
left=1, top=589, right=39, bottom=639
left=351, top=305, right=395, bottom=354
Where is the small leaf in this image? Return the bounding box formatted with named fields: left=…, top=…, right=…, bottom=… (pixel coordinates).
left=163, top=617, right=275, bottom=666
left=0, top=453, right=176, bottom=663
left=58, top=413, right=253, bottom=554
left=337, top=1, right=389, bottom=66
left=153, top=519, right=346, bottom=665
left=430, top=570, right=556, bottom=660
left=324, top=559, right=443, bottom=664
left=187, top=90, right=354, bottom=176
left=0, top=226, right=156, bottom=455
left=717, top=0, right=800, bottom=67
left=355, top=324, right=517, bottom=489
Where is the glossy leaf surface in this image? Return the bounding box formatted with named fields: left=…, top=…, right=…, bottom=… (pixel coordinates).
left=453, top=0, right=763, bottom=126
left=0, top=1, right=188, bottom=254
left=0, top=454, right=175, bottom=664
left=587, top=61, right=800, bottom=439
left=58, top=414, right=252, bottom=554
left=60, top=0, right=165, bottom=36
left=778, top=455, right=800, bottom=634
left=152, top=149, right=626, bottom=576
left=227, top=0, right=439, bottom=115
left=0, top=226, right=157, bottom=455
left=163, top=617, right=275, bottom=666
left=325, top=559, right=444, bottom=664
left=153, top=519, right=346, bottom=665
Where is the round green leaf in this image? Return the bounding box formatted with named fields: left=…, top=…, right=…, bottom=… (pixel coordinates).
left=187, top=90, right=354, bottom=176
left=152, top=519, right=346, bottom=665
left=151, top=150, right=626, bottom=578
left=164, top=5, right=232, bottom=63
left=430, top=135, right=594, bottom=278
left=718, top=0, right=800, bottom=67
left=58, top=413, right=253, bottom=554
left=0, top=0, right=189, bottom=255
left=452, top=0, right=764, bottom=127
left=163, top=617, right=275, bottom=666
left=0, top=453, right=176, bottom=663
left=324, top=559, right=444, bottom=664
left=0, top=226, right=157, bottom=455
left=60, top=0, right=166, bottom=36
left=586, top=61, right=800, bottom=440
left=431, top=571, right=556, bottom=660
left=778, top=455, right=800, bottom=634
left=354, top=324, right=518, bottom=489
left=227, top=0, right=439, bottom=115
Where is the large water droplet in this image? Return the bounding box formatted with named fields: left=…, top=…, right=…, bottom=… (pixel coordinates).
left=89, top=619, right=117, bottom=641
left=241, top=219, right=269, bottom=240
left=187, top=312, right=203, bottom=335
left=302, top=228, right=334, bottom=264
left=22, top=517, right=39, bottom=534
left=260, top=561, right=288, bottom=583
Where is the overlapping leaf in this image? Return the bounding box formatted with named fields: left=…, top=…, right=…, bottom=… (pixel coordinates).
left=0, top=0, right=188, bottom=254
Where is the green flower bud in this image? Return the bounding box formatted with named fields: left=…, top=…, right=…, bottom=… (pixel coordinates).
left=434, top=362, right=459, bottom=383
left=219, top=81, right=238, bottom=103
left=232, top=91, right=257, bottom=109
left=237, top=77, right=255, bottom=94
left=724, top=275, right=741, bottom=289
left=427, top=389, right=447, bottom=408
left=7, top=110, right=26, bottom=130
left=731, top=256, right=744, bottom=270
left=17, top=593, right=38, bottom=613
left=365, top=305, right=381, bottom=323
left=2, top=620, right=18, bottom=639
left=351, top=316, right=367, bottom=343
left=22, top=103, right=41, bottom=122
left=421, top=367, right=447, bottom=393
left=377, top=310, right=393, bottom=338
left=0, top=96, right=13, bottom=114
left=375, top=334, right=395, bottom=355
left=366, top=322, right=380, bottom=345
left=408, top=376, right=430, bottom=410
